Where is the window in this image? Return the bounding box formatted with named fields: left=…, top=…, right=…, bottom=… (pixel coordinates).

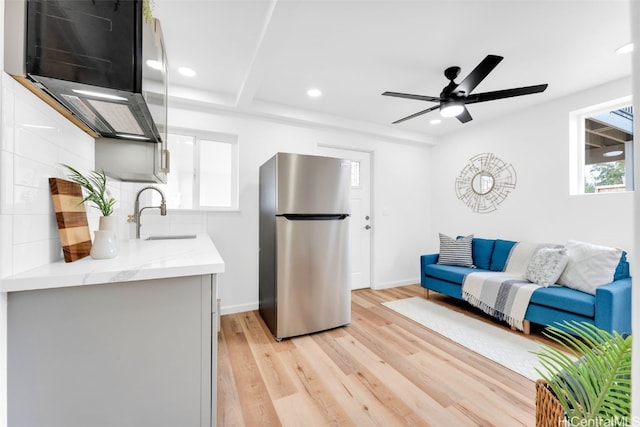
left=156, top=130, right=238, bottom=210
left=570, top=97, right=634, bottom=194
left=350, top=161, right=361, bottom=188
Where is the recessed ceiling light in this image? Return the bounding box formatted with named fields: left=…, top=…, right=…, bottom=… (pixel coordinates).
left=615, top=43, right=634, bottom=54
left=178, top=67, right=197, bottom=77
left=307, top=88, right=322, bottom=98
left=146, top=59, right=163, bottom=70
left=430, top=119, right=442, bottom=125
left=603, top=150, right=624, bottom=157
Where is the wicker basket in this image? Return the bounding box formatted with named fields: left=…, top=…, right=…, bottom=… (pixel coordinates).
left=535, top=379, right=566, bottom=427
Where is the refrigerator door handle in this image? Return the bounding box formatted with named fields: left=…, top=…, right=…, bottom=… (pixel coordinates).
left=280, top=214, right=349, bottom=221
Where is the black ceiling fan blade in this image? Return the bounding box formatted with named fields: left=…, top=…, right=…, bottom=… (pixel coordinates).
left=454, top=55, right=503, bottom=95
left=392, top=105, right=440, bottom=124
left=465, top=84, right=548, bottom=104
left=382, top=91, right=441, bottom=103
left=456, top=106, right=473, bottom=123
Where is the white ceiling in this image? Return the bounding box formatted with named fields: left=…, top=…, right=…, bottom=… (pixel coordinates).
left=151, top=0, right=632, bottom=141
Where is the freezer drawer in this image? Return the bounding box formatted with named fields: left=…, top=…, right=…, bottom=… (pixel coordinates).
left=275, top=216, right=351, bottom=339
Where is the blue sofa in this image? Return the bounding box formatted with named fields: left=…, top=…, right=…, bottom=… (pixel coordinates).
left=420, top=238, right=632, bottom=335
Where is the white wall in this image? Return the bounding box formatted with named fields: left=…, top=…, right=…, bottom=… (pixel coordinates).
left=431, top=77, right=635, bottom=256
left=167, top=104, right=434, bottom=313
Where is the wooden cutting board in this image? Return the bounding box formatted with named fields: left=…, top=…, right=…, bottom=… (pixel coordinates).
left=49, top=178, right=92, bottom=262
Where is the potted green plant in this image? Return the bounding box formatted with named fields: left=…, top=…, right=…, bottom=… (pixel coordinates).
left=62, top=164, right=119, bottom=259
left=62, top=164, right=119, bottom=239
left=62, top=164, right=116, bottom=217
left=534, top=321, right=632, bottom=427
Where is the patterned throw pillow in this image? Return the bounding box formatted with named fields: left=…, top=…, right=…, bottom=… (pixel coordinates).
left=525, top=247, right=569, bottom=286
left=437, top=233, right=474, bottom=267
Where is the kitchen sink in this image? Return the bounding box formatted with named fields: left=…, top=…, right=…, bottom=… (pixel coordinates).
left=145, top=234, right=197, bottom=241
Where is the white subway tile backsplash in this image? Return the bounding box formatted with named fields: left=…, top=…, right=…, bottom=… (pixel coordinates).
left=0, top=152, right=14, bottom=215
left=13, top=238, right=61, bottom=275
left=13, top=214, right=57, bottom=245
left=1, top=76, right=15, bottom=154
left=136, top=210, right=207, bottom=237
left=55, top=151, right=93, bottom=176
left=15, top=127, right=59, bottom=166
left=58, top=129, right=94, bottom=161
left=0, top=215, right=14, bottom=278
left=14, top=155, right=57, bottom=189
left=13, top=185, right=52, bottom=216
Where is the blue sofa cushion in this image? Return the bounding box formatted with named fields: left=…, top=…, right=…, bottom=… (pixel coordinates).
left=490, top=239, right=518, bottom=271
left=423, top=264, right=477, bottom=284
left=472, top=238, right=495, bottom=270
left=530, top=286, right=595, bottom=318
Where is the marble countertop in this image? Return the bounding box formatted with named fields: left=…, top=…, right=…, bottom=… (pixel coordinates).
left=0, top=233, right=225, bottom=292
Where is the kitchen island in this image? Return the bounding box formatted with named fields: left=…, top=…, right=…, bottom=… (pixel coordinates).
left=1, top=234, right=224, bottom=427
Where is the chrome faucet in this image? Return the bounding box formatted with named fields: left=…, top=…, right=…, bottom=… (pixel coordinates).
left=133, top=186, right=167, bottom=239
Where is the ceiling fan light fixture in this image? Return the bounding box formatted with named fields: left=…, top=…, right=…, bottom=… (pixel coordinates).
left=440, top=101, right=464, bottom=117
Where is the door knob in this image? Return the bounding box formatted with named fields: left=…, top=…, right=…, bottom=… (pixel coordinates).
left=365, top=225, right=371, bottom=230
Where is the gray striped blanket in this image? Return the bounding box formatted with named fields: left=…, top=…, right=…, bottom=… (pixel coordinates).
left=462, top=272, right=540, bottom=331
left=461, top=242, right=549, bottom=331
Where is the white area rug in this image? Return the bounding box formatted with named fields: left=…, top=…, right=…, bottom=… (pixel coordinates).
left=382, top=296, right=544, bottom=381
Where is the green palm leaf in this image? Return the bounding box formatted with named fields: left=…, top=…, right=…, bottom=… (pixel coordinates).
left=533, top=321, right=631, bottom=424
left=61, top=164, right=116, bottom=216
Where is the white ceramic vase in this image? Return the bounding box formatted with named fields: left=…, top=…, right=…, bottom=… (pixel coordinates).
left=90, top=230, right=118, bottom=259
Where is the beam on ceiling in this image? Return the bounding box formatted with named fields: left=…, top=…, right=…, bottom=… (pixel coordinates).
left=235, top=0, right=299, bottom=109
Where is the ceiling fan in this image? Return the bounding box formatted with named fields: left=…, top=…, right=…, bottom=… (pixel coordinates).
left=382, top=54, right=548, bottom=124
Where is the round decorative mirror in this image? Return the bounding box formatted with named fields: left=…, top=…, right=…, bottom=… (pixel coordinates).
left=455, top=153, right=517, bottom=213
left=471, top=172, right=495, bottom=195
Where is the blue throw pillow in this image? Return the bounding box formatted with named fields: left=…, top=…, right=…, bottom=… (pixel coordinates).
left=490, top=239, right=518, bottom=271
left=472, top=238, right=495, bottom=270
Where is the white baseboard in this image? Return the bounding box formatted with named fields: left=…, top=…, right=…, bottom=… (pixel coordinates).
left=220, top=301, right=258, bottom=316
left=220, top=279, right=420, bottom=315
left=370, top=278, right=420, bottom=290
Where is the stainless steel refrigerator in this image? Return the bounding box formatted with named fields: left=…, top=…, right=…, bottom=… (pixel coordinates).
left=259, top=152, right=351, bottom=340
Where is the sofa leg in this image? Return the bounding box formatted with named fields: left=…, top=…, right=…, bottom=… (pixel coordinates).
left=424, top=289, right=430, bottom=299
left=510, top=321, right=531, bottom=335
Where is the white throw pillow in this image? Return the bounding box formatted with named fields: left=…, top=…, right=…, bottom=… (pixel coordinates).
left=525, top=247, right=569, bottom=286
left=557, top=240, right=622, bottom=295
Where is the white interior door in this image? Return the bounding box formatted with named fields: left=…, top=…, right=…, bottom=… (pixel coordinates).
left=317, top=146, right=371, bottom=290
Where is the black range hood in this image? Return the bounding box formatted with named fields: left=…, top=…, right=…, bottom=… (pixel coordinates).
left=4, top=0, right=168, bottom=144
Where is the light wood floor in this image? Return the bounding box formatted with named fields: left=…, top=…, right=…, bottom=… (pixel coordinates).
left=218, top=284, right=554, bottom=426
